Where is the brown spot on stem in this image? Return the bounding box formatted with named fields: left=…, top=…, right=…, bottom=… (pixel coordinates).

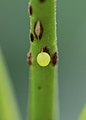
left=42, top=46, right=50, bottom=55
left=34, top=20, right=43, bottom=39
left=30, top=33, right=34, bottom=42
left=27, top=52, right=32, bottom=65
left=51, top=52, right=58, bottom=65
left=38, top=86, right=42, bottom=90
left=28, top=4, right=33, bottom=16
left=39, top=0, right=45, bottom=2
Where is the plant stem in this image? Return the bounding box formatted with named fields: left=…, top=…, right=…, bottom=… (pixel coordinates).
left=28, top=0, right=59, bottom=120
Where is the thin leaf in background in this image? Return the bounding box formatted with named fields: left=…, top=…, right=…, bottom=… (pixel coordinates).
left=0, top=47, right=22, bottom=120
left=78, top=105, right=86, bottom=120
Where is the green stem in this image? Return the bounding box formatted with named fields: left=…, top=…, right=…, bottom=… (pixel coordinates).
left=28, top=0, right=59, bottom=120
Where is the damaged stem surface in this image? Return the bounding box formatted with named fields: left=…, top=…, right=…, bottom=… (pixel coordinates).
left=28, top=0, right=59, bottom=120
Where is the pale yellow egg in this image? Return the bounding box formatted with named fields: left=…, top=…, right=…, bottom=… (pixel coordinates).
left=37, top=52, right=50, bottom=67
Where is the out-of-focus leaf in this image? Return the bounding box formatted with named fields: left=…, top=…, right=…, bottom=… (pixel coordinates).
left=0, top=47, right=22, bottom=120
left=78, top=105, right=86, bottom=120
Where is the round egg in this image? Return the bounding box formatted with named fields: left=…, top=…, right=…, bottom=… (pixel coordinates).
left=37, top=52, right=50, bottom=67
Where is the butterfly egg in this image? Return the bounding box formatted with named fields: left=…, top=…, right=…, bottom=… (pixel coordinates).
left=37, top=52, right=51, bottom=67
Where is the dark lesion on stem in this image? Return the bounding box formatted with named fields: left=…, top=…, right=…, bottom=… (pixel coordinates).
left=38, top=86, right=42, bottom=90
left=27, top=52, right=32, bottom=65
left=28, top=3, right=33, bottom=16
left=39, top=0, right=45, bottom=2
left=51, top=52, right=58, bottom=66
left=34, top=20, right=43, bottom=40
left=42, top=46, right=50, bottom=55
left=30, top=33, right=34, bottom=42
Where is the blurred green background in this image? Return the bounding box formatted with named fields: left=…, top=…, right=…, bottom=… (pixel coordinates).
left=0, top=0, right=86, bottom=120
